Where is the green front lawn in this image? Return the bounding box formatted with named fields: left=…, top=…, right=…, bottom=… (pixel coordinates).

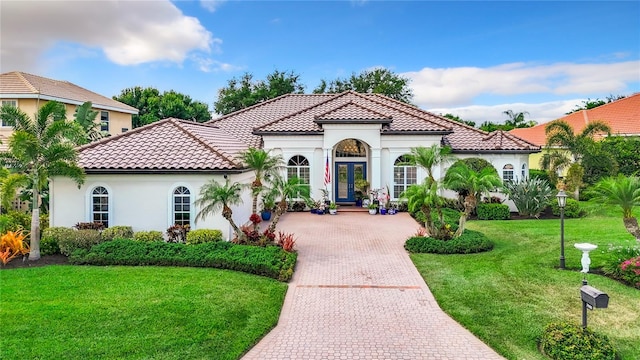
left=0, top=266, right=287, bottom=360
left=411, top=207, right=640, bottom=360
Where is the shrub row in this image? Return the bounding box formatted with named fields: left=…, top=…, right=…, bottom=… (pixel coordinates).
left=476, top=203, right=510, bottom=220
left=539, top=322, right=616, bottom=360
left=69, top=239, right=297, bottom=282
left=404, top=229, right=494, bottom=254
left=133, top=230, right=164, bottom=242
left=186, top=229, right=223, bottom=245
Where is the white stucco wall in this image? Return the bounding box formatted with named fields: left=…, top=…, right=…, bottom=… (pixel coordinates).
left=50, top=172, right=254, bottom=240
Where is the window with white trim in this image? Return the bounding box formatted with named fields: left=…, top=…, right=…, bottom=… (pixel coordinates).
left=173, top=186, right=191, bottom=226
left=287, top=155, right=310, bottom=185
left=503, top=164, right=514, bottom=182
left=1, top=100, right=17, bottom=127
left=393, top=155, right=417, bottom=198
left=100, top=111, right=109, bottom=132
left=91, top=186, right=109, bottom=227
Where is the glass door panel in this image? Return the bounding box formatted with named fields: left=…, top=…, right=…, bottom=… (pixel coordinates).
left=337, top=164, right=348, bottom=199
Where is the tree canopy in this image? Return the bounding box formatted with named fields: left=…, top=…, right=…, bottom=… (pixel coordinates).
left=213, top=70, right=305, bottom=115
left=479, top=110, right=536, bottom=132
left=313, top=68, right=413, bottom=104
left=442, top=113, right=476, bottom=127
left=566, top=94, right=626, bottom=114
left=113, top=87, right=212, bottom=128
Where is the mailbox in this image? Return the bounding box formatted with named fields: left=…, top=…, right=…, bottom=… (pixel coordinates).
left=580, top=285, right=609, bottom=309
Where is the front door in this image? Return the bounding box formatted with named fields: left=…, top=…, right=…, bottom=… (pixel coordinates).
left=335, top=162, right=366, bottom=202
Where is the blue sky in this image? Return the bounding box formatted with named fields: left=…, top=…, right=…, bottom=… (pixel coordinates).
left=1, top=0, right=639, bottom=123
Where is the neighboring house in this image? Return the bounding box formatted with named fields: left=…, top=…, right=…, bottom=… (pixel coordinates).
left=0, top=71, right=138, bottom=149
left=51, top=91, right=539, bottom=239
left=510, top=93, right=640, bottom=170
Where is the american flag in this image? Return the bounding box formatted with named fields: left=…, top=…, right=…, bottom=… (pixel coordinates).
left=324, top=154, right=331, bottom=186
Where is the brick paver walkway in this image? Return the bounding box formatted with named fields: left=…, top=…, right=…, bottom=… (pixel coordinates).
left=242, top=212, right=504, bottom=360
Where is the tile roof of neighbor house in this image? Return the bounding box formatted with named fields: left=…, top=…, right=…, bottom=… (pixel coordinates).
left=212, top=90, right=539, bottom=153
left=0, top=71, right=138, bottom=114
left=509, top=92, right=640, bottom=146
left=77, top=118, right=246, bottom=172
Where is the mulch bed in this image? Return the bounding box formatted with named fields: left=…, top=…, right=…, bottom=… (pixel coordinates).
left=1, top=254, right=69, bottom=270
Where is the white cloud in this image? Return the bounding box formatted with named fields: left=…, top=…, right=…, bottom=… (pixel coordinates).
left=403, top=61, right=640, bottom=108
left=191, top=55, right=242, bottom=73
left=428, top=99, right=583, bottom=126
left=200, top=0, right=226, bottom=13
left=0, top=0, right=223, bottom=72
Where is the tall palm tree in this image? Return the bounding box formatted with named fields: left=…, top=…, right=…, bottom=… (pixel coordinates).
left=503, top=110, right=534, bottom=128
left=0, top=101, right=85, bottom=260
left=589, top=175, right=640, bottom=242
left=539, top=150, right=572, bottom=187
left=444, top=162, right=502, bottom=236
left=73, top=101, right=104, bottom=144
left=545, top=120, right=611, bottom=163
left=237, top=148, right=284, bottom=214
left=266, top=175, right=310, bottom=233
left=405, top=144, right=455, bottom=182
left=195, top=179, right=245, bottom=242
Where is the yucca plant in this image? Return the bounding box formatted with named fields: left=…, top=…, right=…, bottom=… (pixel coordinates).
left=502, top=177, right=554, bottom=218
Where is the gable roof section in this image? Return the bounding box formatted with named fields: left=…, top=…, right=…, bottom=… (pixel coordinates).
left=510, top=93, right=640, bottom=146
left=0, top=71, right=138, bottom=114
left=314, top=101, right=392, bottom=123
left=78, top=118, right=246, bottom=172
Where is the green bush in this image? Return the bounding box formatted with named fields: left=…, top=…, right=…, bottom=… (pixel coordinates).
left=58, top=229, right=104, bottom=256
left=40, top=237, right=60, bottom=256
left=404, top=230, right=494, bottom=254
left=0, top=214, right=20, bottom=233
left=102, top=226, right=134, bottom=241
left=529, top=169, right=550, bottom=183
left=42, top=227, right=75, bottom=245
left=476, top=203, right=510, bottom=220
left=503, top=177, right=554, bottom=218
left=539, top=322, right=617, bottom=360
left=133, top=231, right=164, bottom=242
left=186, top=229, right=223, bottom=245
left=550, top=198, right=586, bottom=218
left=69, top=239, right=297, bottom=282
left=412, top=207, right=461, bottom=232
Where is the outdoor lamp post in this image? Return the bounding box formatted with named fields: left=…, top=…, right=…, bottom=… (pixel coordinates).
left=557, top=190, right=567, bottom=269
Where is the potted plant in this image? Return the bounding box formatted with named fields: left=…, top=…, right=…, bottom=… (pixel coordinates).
left=354, top=190, right=364, bottom=207
left=329, top=202, right=337, bottom=215
left=368, top=202, right=377, bottom=215
left=261, top=192, right=276, bottom=221
left=355, top=179, right=369, bottom=207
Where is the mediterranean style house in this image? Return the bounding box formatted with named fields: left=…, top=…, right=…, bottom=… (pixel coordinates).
left=51, top=91, right=539, bottom=239
left=0, top=71, right=138, bottom=149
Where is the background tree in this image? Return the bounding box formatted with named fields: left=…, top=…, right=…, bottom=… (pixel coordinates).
left=588, top=175, right=640, bottom=242
left=313, top=68, right=413, bottom=103
left=113, top=87, right=211, bottom=127
left=0, top=102, right=85, bottom=260
left=238, top=148, right=284, bottom=215
left=442, top=113, right=476, bottom=127
left=601, top=136, right=640, bottom=176
left=479, top=110, right=535, bottom=132
left=539, top=150, right=571, bottom=188
left=195, top=179, right=245, bottom=242
left=73, top=101, right=104, bottom=144
left=565, top=94, right=626, bottom=114
left=214, top=70, right=304, bottom=115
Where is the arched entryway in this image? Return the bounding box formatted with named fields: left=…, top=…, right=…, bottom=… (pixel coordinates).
left=334, top=139, right=368, bottom=203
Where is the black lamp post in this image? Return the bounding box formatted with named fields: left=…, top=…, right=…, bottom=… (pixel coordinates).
left=557, top=190, right=567, bottom=269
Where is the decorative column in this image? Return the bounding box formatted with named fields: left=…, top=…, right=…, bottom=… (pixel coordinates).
left=370, top=147, right=381, bottom=191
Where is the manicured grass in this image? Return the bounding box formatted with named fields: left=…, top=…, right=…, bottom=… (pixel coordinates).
left=410, top=207, right=640, bottom=360
left=0, top=266, right=287, bottom=360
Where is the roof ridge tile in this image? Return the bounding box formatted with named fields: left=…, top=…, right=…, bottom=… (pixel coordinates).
left=171, top=119, right=242, bottom=169
left=314, top=100, right=392, bottom=120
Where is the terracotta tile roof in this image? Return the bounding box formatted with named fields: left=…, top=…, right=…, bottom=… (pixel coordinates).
left=78, top=118, right=246, bottom=171
left=314, top=101, right=392, bottom=122
left=510, top=93, right=640, bottom=146
left=0, top=71, right=138, bottom=114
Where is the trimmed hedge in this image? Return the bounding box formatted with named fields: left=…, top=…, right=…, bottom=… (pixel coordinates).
left=133, top=230, right=164, bottom=242
left=477, top=203, right=510, bottom=220
left=539, top=322, right=616, bottom=360
left=550, top=198, right=586, bottom=218
left=102, top=226, right=134, bottom=241
left=404, top=229, right=494, bottom=254
left=57, top=229, right=104, bottom=256
left=186, top=229, right=224, bottom=245
left=69, top=239, right=297, bottom=282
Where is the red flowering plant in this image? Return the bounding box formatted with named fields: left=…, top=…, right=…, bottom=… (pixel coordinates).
left=619, top=256, right=640, bottom=289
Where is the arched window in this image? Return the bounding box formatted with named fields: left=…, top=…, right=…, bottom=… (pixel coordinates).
left=393, top=155, right=417, bottom=198
left=522, top=163, right=527, bottom=178
left=91, top=186, right=109, bottom=227
left=173, top=186, right=191, bottom=226
left=503, top=164, right=514, bottom=182
left=287, top=155, right=310, bottom=185
left=335, top=139, right=366, bottom=157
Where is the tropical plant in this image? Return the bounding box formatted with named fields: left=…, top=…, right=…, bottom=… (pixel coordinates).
left=267, top=175, right=310, bottom=233
left=73, top=101, right=104, bottom=144
left=195, top=179, right=245, bottom=242
left=0, top=228, right=29, bottom=265
left=503, top=110, right=536, bottom=128
left=444, top=162, right=502, bottom=236
left=0, top=167, right=28, bottom=210
left=0, top=101, right=85, bottom=260
left=539, top=150, right=572, bottom=188
left=502, top=177, right=554, bottom=218
left=588, top=175, right=640, bottom=241
left=238, top=148, right=284, bottom=214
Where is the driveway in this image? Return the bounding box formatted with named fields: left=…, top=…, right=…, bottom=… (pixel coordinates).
left=242, top=212, right=504, bottom=360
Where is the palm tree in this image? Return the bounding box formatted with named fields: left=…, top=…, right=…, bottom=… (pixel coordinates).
left=237, top=148, right=284, bottom=214
left=0, top=167, right=28, bottom=211
left=539, top=150, right=571, bottom=187
left=444, top=162, right=502, bottom=236
left=0, top=101, right=85, bottom=260
left=73, top=101, right=104, bottom=144
left=545, top=120, right=611, bottom=163
left=195, top=178, right=245, bottom=242
left=405, top=144, right=455, bottom=182
left=266, top=175, right=310, bottom=233
left=503, top=110, right=535, bottom=129
left=589, top=175, right=640, bottom=242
